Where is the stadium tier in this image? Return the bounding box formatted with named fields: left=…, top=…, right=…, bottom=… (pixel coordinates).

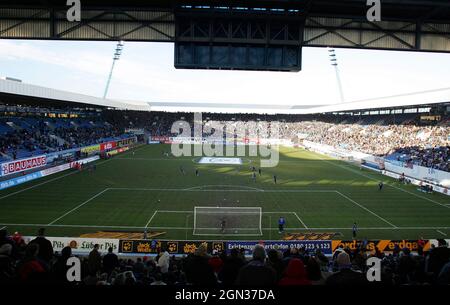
left=0, top=102, right=449, bottom=288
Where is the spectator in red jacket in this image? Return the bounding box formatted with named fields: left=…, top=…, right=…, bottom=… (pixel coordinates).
left=17, top=243, right=48, bottom=282
left=278, top=258, right=311, bottom=285
left=208, top=250, right=224, bottom=274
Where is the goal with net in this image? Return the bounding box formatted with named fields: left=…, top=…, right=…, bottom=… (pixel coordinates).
left=193, top=206, right=262, bottom=236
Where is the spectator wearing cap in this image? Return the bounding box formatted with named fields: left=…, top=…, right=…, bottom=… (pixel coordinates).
left=278, top=258, right=311, bottom=285
left=235, top=245, right=277, bottom=286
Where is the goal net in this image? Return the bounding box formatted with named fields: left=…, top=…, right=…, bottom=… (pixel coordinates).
left=193, top=207, right=262, bottom=236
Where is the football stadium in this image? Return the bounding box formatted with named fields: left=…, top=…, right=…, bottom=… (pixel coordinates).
left=0, top=0, right=450, bottom=293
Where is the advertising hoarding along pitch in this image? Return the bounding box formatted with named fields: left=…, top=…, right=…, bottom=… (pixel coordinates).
left=1, top=155, right=47, bottom=176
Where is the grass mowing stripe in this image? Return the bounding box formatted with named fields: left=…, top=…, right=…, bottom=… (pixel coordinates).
left=47, top=188, right=110, bottom=225
left=335, top=191, right=398, bottom=228
left=3, top=145, right=449, bottom=239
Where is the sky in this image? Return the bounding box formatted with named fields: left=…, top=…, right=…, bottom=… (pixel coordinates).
left=0, top=39, right=449, bottom=110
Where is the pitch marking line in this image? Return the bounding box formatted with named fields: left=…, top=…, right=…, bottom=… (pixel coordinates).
left=1, top=222, right=450, bottom=231
left=47, top=188, right=110, bottom=225
left=293, top=212, right=309, bottom=229
left=153, top=210, right=307, bottom=230
left=184, top=185, right=264, bottom=191
left=335, top=191, right=398, bottom=228
left=0, top=171, right=78, bottom=201
left=39, top=187, right=341, bottom=228
left=109, top=187, right=336, bottom=193
left=0, top=226, right=6, bottom=230
left=436, top=230, right=447, bottom=236
left=145, top=211, right=158, bottom=228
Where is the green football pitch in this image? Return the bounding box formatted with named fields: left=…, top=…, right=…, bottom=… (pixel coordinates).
left=1, top=144, right=449, bottom=240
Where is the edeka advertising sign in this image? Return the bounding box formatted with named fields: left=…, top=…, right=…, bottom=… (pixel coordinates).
left=24, top=237, right=119, bottom=254
left=1, top=155, right=47, bottom=176
left=225, top=240, right=333, bottom=255
left=100, top=141, right=117, bottom=151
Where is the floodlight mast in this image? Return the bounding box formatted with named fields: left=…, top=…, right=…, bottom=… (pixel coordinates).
left=103, top=41, right=124, bottom=99
left=328, top=48, right=345, bottom=103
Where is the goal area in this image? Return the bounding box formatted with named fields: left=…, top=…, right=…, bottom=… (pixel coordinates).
left=193, top=206, right=262, bottom=236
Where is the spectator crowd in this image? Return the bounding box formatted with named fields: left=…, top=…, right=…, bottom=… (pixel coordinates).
left=1, top=109, right=449, bottom=171
left=1, top=229, right=449, bottom=286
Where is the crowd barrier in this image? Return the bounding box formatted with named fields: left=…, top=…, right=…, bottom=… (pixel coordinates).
left=24, top=236, right=120, bottom=254
left=0, top=155, right=99, bottom=190
left=115, top=239, right=443, bottom=256
left=14, top=237, right=447, bottom=257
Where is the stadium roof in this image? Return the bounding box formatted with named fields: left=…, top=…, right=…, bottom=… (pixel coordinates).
left=0, top=78, right=150, bottom=111
left=0, top=78, right=326, bottom=113
left=1, top=78, right=449, bottom=114
left=0, top=79, right=450, bottom=114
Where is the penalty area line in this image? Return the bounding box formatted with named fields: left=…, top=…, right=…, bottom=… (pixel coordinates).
left=335, top=191, right=398, bottom=229
left=1, top=223, right=450, bottom=231
left=293, top=212, right=309, bottom=230
left=145, top=211, right=158, bottom=228
left=436, top=230, right=447, bottom=236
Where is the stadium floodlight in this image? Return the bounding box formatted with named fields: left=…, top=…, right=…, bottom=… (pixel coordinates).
left=193, top=206, right=262, bottom=236
left=328, top=48, right=345, bottom=103
left=103, top=41, right=124, bottom=99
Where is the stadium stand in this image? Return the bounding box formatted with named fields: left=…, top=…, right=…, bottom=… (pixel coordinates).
left=1, top=229, right=449, bottom=285
left=1, top=108, right=449, bottom=171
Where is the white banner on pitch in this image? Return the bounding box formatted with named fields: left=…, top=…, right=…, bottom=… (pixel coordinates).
left=198, top=157, right=243, bottom=165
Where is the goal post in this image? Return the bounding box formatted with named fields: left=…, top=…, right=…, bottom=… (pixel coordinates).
left=193, top=206, right=262, bottom=236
